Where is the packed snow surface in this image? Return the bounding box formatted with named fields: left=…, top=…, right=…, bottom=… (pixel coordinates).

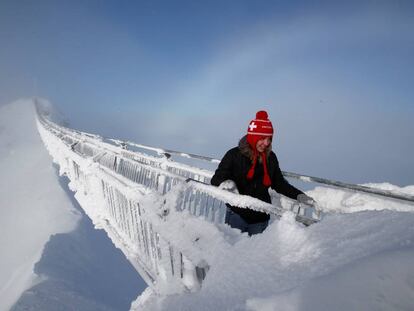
left=0, top=99, right=79, bottom=310
left=134, top=188, right=414, bottom=310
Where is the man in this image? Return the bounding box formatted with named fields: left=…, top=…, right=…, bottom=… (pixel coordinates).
left=211, top=110, right=314, bottom=235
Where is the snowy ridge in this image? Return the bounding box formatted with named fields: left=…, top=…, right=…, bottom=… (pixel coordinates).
left=0, top=99, right=80, bottom=311
left=34, top=99, right=414, bottom=310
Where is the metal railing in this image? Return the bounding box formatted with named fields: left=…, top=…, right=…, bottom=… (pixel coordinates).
left=112, top=139, right=414, bottom=205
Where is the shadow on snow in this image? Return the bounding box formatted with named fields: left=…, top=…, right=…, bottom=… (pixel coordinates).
left=12, top=165, right=147, bottom=311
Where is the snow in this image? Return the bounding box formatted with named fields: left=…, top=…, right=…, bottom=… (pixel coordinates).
left=1, top=98, right=147, bottom=310
left=138, top=198, right=414, bottom=311
left=308, top=183, right=414, bottom=213
left=0, top=99, right=79, bottom=310
left=246, top=248, right=414, bottom=311
left=3, top=97, right=414, bottom=311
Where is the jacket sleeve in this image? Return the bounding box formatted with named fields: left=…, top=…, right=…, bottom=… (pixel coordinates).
left=270, top=153, right=303, bottom=200
left=211, top=149, right=235, bottom=187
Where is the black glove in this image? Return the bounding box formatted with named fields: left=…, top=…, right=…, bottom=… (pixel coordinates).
left=297, top=193, right=316, bottom=206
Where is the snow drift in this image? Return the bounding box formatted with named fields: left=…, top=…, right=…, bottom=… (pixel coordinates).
left=1, top=98, right=146, bottom=310
left=135, top=207, right=414, bottom=310
left=0, top=99, right=79, bottom=310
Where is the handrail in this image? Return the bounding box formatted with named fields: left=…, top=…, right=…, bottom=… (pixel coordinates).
left=109, top=139, right=221, bottom=164
left=282, top=172, right=414, bottom=204
left=185, top=178, right=319, bottom=226
left=113, top=140, right=414, bottom=204
left=36, top=113, right=204, bottom=292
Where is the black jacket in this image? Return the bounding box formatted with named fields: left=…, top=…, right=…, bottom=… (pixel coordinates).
left=211, top=137, right=303, bottom=224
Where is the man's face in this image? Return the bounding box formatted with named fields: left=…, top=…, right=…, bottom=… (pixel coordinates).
left=256, top=137, right=272, bottom=153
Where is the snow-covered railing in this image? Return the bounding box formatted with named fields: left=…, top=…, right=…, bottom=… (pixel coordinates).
left=35, top=101, right=320, bottom=297
left=115, top=140, right=414, bottom=204
left=37, top=109, right=213, bottom=185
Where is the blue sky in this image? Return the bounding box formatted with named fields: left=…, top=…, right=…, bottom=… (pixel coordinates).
left=1, top=0, right=413, bottom=186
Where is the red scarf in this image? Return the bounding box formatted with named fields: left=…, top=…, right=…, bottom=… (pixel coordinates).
left=246, top=150, right=272, bottom=187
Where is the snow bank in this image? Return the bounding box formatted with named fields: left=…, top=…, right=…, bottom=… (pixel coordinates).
left=246, top=247, right=414, bottom=311
left=0, top=99, right=79, bottom=311
left=138, top=185, right=414, bottom=311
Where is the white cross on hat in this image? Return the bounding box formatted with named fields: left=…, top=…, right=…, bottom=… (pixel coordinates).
left=249, top=122, right=257, bottom=131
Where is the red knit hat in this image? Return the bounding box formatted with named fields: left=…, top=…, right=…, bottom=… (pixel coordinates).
left=246, top=110, right=274, bottom=187
left=247, top=110, right=274, bottom=147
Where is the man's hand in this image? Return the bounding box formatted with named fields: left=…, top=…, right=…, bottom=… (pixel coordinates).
left=219, top=180, right=239, bottom=194
left=297, top=193, right=316, bottom=206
